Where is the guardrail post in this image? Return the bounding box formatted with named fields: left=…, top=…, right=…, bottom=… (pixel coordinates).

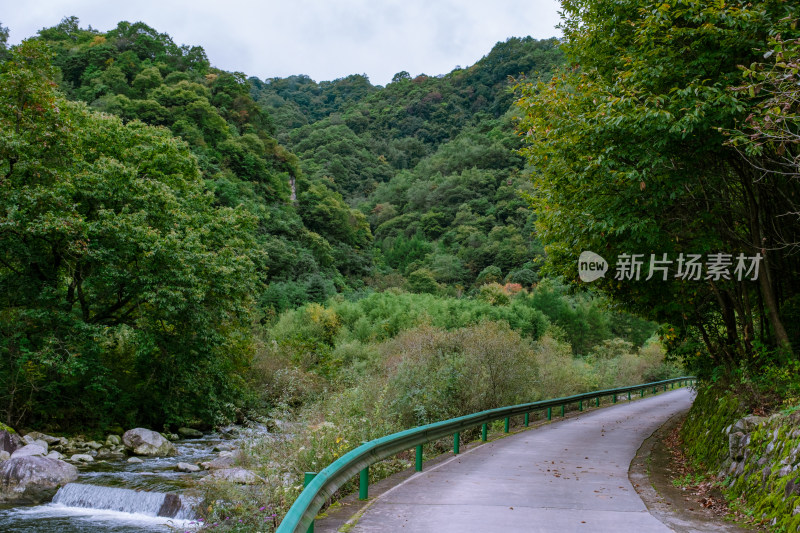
left=359, top=466, right=369, bottom=500
left=482, top=423, right=488, bottom=441
left=547, top=407, right=551, bottom=420
left=613, top=394, right=617, bottom=404
left=653, top=386, right=657, bottom=394
left=579, top=400, right=583, bottom=411
left=304, top=472, right=317, bottom=533
left=663, top=384, right=667, bottom=391
left=504, top=417, right=510, bottom=433
left=627, top=391, right=631, bottom=401
left=415, top=444, right=423, bottom=472
left=640, top=389, right=644, bottom=397
left=595, top=396, right=599, bottom=407
left=524, top=412, right=529, bottom=426
left=454, top=432, right=460, bottom=455
left=560, top=404, right=565, bottom=417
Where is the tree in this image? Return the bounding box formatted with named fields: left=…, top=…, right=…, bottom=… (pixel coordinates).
left=391, top=71, right=411, bottom=84
left=516, top=0, right=799, bottom=374
left=0, top=41, right=261, bottom=428
left=0, top=22, right=9, bottom=61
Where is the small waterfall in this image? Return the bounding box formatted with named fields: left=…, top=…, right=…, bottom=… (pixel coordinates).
left=52, top=483, right=196, bottom=520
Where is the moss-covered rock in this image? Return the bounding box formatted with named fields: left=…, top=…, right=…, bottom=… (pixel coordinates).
left=683, top=385, right=800, bottom=531
left=681, top=385, right=744, bottom=471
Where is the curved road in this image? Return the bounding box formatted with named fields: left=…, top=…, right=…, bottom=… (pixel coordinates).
left=349, top=388, right=694, bottom=532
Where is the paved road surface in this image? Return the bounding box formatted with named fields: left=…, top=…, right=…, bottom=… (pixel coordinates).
left=350, top=388, right=695, bottom=532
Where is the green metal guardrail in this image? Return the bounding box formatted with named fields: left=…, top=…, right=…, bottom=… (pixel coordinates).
left=276, top=376, right=696, bottom=533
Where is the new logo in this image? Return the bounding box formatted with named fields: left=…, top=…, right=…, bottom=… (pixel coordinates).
left=578, top=251, right=608, bottom=282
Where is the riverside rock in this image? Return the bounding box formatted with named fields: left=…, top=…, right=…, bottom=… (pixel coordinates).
left=176, top=462, right=201, bottom=473
left=24, top=432, right=59, bottom=445
left=177, top=427, right=203, bottom=439
left=22, top=436, right=49, bottom=453
left=0, top=430, right=22, bottom=455
left=0, top=456, right=78, bottom=504
left=122, top=428, right=177, bottom=457
left=200, top=454, right=236, bottom=470
left=11, top=444, right=47, bottom=459
left=204, top=467, right=259, bottom=484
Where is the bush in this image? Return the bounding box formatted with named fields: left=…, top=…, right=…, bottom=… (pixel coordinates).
left=407, top=268, right=441, bottom=294
left=383, top=323, right=537, bottom=426
left=475, top=265, right=502, bottom=285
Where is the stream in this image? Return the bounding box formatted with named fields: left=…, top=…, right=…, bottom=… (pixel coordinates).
left=0, top=428, right=264, bottom=532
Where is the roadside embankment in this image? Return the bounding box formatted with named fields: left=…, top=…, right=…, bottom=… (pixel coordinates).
left=682, top=386, right=800, bottom=531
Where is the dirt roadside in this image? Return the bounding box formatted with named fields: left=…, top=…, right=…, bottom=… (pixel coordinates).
left=629, top=412, right=760, bottom=532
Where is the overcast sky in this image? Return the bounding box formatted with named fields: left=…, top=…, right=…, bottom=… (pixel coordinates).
left=3, top=0, right=562, bottom=86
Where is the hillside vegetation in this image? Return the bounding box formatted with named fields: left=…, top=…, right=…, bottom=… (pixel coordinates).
left=1, top=18, right=619, bottom=432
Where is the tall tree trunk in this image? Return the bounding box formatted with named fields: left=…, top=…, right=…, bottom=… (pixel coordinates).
left=742, top=173, right=793, bottom=354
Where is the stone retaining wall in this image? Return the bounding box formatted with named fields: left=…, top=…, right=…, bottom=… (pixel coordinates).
left=682, top=386, right=800, bottom=531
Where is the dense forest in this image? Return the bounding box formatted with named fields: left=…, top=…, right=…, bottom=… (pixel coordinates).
left=0, top=17, right=673, bottom=435
left=516, top=0, right=800, bottom=394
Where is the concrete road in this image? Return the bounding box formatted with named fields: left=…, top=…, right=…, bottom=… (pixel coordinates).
left=349, top=388, right=695, bottom=532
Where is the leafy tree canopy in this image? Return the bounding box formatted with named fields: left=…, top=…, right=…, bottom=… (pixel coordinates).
left=516, top=0, right=799, bottom=375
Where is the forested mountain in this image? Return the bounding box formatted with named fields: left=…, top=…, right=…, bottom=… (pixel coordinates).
left=253, top=37, right=564, bottom=292
left=37, top=17, right=372, bottom=314
left=0, top=18, right=570, bottom=429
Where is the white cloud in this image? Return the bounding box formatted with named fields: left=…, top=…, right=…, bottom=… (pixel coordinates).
left=3, top=0, right=561, bottom=85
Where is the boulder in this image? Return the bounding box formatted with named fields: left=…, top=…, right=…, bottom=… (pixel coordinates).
left=203, top=467, right=259, bottom=484
left=24, top=432, right=60, bottom=445
left=105, top=435, right=121, bottom=446
left=127, top=457, right=144, bottom=464
left=122, top=428, right=177, bottom=457
left=732, top=416, right=766, bottom=434
left=729, top=431, right=748, bottom=461
left=22, top=436, right=49, bottom=452
left=200, top=454, right=236, bottom=470
left=0, top=456, right=78, bottom=504
left=69, top=454, right=94, bottom=463
left=177, top=427, right=203, bottom=439
left=0, top=451, right=9, bottom=462
left=0, top=430, right=23, bottom=455
left=11, top=444, right=47, bottom=459
left=95, top=448, right=125, bottom=460
left=176, top=462, right=201, bottom=473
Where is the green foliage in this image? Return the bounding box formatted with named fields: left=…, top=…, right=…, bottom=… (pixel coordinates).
left=406, top=268, right=440, bottom=294
left=264, top=285, right=663, bottom=383
left=476, top=265, right=503, bottom=286
left=516, top=0, right=800, bottom=375
left=385, top=323, right=537, bottom=426
left=0, top=40, right=260, bottom=429
left=250, top=38, right=563, bottom=288
left=33, top=17, right=371, bottom=300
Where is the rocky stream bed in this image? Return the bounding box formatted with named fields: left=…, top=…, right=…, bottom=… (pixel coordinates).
left=0, top=424, right=274, bottom=532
